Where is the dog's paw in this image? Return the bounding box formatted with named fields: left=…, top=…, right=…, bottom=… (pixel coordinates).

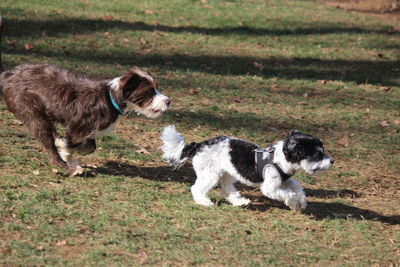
left=68, top=158, right=84, bottom=177
left=230, top=197, right=251, bottom=206
left=299, top=196, right=307, bottom=211
left=286, top=196, right=306, bottom=212
left=68, top=165, right=84, bottom=177
left=193, top=198, right=214, bottom=207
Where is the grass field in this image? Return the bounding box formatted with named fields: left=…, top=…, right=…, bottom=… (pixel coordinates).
left=0, top=0, right=399, bottom=265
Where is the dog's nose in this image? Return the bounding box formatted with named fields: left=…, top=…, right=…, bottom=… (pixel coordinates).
left=164, top=98, right=172, bottom=106
left=330, top=159, right=335, bottom=164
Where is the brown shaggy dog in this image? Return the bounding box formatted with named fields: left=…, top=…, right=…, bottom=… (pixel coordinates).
left=0, top=18, right=170, bottom=176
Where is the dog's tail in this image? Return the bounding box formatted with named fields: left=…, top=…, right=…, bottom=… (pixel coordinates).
left=0, top=15, right=4, bottom=74
left=160, top=125, right=199, bottom=169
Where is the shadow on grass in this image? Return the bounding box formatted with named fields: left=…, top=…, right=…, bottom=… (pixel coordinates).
left=94, top=160, right=196, bottom=184
left=1, top=14, right=399, bottom=86
left=247, top=196, right=400, bottom=225
left=304, top=201, right=400, bottom=225
left=162, top=110, right=296, bottom=137
left=304, top=188, right=362, bottom=198
left=7, top=45, right=399, bottom=86
left=96, top=160, right=399, bottom=225
left=161, top=109, right=381, bottom=138
left=4, top=18, right=398, bottom=38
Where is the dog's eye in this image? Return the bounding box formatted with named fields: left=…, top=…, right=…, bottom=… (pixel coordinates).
left=309, top=150, right=323, bottom=161
left=129, top=87, right=157, bottom=107
left=143, top=88, right=156, bottom=97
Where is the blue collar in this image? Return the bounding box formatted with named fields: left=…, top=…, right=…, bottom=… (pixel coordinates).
left=109, top=91, right=125, bottom=115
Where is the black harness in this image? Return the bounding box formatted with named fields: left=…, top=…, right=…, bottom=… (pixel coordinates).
left=255, top=145, right=293, bottom=181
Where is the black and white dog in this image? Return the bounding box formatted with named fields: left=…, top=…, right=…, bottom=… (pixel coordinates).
left=160, top=125, right=333, bottom=211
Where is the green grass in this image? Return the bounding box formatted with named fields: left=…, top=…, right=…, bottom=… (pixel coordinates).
left=0, top=0, right=399, bottom=265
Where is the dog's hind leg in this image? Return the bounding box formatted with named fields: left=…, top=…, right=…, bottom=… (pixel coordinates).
left=220, top=173, right=250, bottom=206
left=60, top=130, right=97, bottom=176
left=54, top=136, right=83, bottom=176
left=190, top=167, right=219, bottom=207
left=21, top=116, right=77, bottom=175
left=76, top=139, right=96, bottom=155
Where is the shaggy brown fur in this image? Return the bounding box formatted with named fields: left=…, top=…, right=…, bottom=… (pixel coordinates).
left=1, top=63, right=170, bottom=176
left=0, top=16, right=170, bottom=176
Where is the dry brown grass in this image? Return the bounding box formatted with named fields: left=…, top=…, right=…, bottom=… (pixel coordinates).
left=322, top=0, right=399, bottom=12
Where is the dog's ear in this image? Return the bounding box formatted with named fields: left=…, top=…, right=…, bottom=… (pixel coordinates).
left=119, top=67, right=155, bottom=96
left=288, top=130, right=302, bottom=137
left=283, top=134, right=306, bottom=163
left=287, top=137, right=298, bottom=151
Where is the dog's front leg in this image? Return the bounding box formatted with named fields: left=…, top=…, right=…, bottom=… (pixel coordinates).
left=283, top=178, right=307, bottom=211
left=260, top=167, right=304, bottom=211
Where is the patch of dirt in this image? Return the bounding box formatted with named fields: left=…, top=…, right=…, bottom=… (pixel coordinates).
left=318, top=0, right=400, bottom=26
left=322, top=0, right=399, bottom=12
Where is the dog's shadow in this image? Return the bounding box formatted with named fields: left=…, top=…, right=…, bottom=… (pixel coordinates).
left=93, top=161, right=399, bottom=226
left=247, top=195, right=399, bottom=225
left=245, top=188, right=399, bottom=225
left=90, top=160, right=196, bottom=184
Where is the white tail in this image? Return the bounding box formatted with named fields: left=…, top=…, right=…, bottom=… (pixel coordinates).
left=160, top=125, right=187, bottom=168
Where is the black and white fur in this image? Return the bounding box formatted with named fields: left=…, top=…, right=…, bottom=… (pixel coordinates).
left=160, top=125, right=333, bottom=211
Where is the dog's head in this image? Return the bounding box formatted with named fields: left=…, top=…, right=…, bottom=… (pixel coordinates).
left=283, top=130, right=333, bottom=174
left=109, top=67, right=171, bottom=118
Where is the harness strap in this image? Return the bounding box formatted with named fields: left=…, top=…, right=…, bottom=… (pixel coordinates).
left=255, top=145, right=293, bottom=181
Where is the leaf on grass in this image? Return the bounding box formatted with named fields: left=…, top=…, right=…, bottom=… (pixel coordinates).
left=338, top=136, right=349, bottom=147
left=55, top=240, right=68, bottom=246
left=137, top=147, right=150, bottom=154
left=139, top=48, right=152, bottom=55
left=48, top=181, right=61, bottom=187
left=8, top=40, right=17, bottom=47
left=134, top=251, right=148, bottom=264
left=379, top=120, right=390, bottom=128
left=24, top=43, right=33, bottom=50
left=145, top=9, right=154, bottom=14
left=139, top=37, right=146, bottom=44
left=104, top=16, right=113, bottom=21
left=189, top=88, right=201, bottom=95
left=33, top=170, right=40, bottom=175
left=253, top=61, right=264, bottom=71
left=378, top=86, right=391, bottom=92
left=11, top=119, right=23, bottom=126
